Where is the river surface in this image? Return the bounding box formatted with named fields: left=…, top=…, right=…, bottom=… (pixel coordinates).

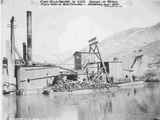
left=2, top=83, right=160, bottom=120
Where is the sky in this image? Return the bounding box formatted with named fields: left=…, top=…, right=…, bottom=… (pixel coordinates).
left=1, top=0, right=160, bottom=63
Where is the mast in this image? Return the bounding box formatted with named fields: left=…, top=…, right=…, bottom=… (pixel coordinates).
left=10, top=16, right=15, bottom=60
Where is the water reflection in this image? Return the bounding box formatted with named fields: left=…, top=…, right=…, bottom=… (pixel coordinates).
left=3, top=83, right=160, bottom=120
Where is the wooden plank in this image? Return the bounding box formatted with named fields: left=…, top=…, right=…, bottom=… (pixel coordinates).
left=88, top=37, right=96, bottom=43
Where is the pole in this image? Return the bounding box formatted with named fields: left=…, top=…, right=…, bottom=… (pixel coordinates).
left=23, top=42, right=27, bottom=63
left=27, top=11, right=32, bottom=64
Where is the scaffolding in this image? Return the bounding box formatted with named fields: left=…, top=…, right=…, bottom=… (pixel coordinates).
left=83, top=37, right=109, bottom=83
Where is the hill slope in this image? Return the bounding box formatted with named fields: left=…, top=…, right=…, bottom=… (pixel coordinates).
left=99, top=22, right=160, bottom=60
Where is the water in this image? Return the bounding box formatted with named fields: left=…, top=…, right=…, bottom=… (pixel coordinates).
left=3, top=83, right=160, bottom=120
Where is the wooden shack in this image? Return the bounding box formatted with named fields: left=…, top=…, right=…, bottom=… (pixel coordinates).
left=108, top=60, right=123, bottom=82
left=73, top=51, right=99, bottom=71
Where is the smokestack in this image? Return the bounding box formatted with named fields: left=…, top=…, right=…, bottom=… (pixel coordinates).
left=23, top=42, right=27, bottom=62
left=26, top=11, right=32, bottom=64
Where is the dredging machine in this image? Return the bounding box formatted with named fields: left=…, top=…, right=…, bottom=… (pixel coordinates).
left=2, top=11, right=148, bottom=95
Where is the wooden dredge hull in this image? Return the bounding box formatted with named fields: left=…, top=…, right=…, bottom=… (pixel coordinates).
left=17, top=80, right=146, bottom=95
left=2, top=66, right=158, bottom=95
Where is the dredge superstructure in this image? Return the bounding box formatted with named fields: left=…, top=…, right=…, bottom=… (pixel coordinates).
left=2, top=11, right=148, bottom=95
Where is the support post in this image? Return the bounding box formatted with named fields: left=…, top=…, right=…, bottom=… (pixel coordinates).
left=23, top=42, right=27, bottom=63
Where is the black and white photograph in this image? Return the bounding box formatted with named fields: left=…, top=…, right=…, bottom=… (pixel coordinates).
left=1, top=0, right=160, bottom=120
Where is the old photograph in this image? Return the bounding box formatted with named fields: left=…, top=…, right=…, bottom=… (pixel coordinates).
left=1, top=0, right=160, bottom=120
